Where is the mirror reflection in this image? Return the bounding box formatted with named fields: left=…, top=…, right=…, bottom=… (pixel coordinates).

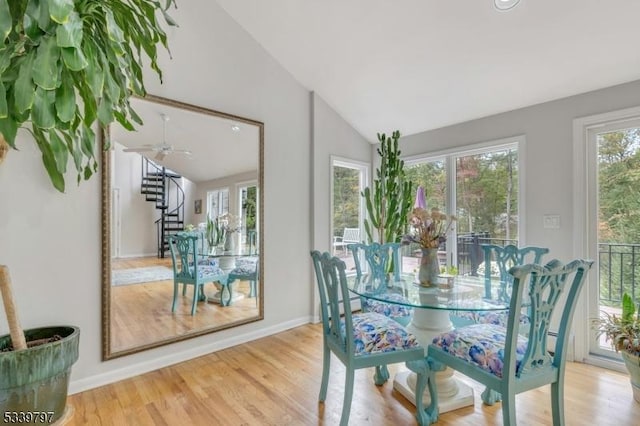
left=102, top=94, right=264, bottom=359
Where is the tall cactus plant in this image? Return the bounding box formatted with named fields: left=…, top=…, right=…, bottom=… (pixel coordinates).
left=362, top=130, right=414, bottom=244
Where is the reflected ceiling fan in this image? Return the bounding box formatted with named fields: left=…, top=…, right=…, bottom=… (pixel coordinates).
left=123, top=114, right=192, bottom=161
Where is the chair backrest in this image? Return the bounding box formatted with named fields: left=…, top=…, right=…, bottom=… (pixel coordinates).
left=347, top=242, right=402, bottom=284
left=310, top=251, right=354, bottom=355
left=168, top=232, right=202, bottom=281
left=481, top=244, right=549, bottom=301
left=505, top=259, right=593, bottom=380
left=342, top=227, right=361, bottom=243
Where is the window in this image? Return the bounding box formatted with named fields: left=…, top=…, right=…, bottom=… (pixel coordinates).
left=331, top=157, right=369, bottom=267
left=207, top=188, right=229, bottom=220
left=237, top=182, right=258, bottom=252
left=404, top=137, right=522, bottom=275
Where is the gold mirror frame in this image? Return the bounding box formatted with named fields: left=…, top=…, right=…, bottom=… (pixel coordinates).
left=101, top=94, right=264, bottom=360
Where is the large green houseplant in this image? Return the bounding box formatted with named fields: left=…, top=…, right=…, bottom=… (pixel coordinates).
left=361, top=130, right=414, bottom=244
left=0, top=1, right=176, bottom=422
left=594, top=292, right=640, bottom=403
left=0, top=0, right=176, bottom=192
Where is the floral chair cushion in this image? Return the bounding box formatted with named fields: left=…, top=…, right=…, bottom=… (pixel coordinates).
left=431, top=323, right=528, bottom=378
left=230, top=257, right=258, bottom=276
left=340, top=312, right=420, bottom=357
left=184, top=264, right=226, bottom=279
left=362, top=293, right=413, bottom=321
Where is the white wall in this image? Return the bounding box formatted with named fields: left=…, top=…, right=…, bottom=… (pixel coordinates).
left=0, top=1, right=311, bottom=393
left=311, top=93, right=372, bottom=253
left=113, top=144, right=158, bottom=257
left=311, top=93, right=372, bottom=320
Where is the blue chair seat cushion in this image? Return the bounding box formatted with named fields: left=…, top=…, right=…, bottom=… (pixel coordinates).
left=431, top=323, right=528, bottom=378
left=229, top=257, right=258, bottom=276
left=340, top=312, right=420, bottom=357
left=362, top=293, right=413, bottom=320
left=184, top=264, right=226, bottom=279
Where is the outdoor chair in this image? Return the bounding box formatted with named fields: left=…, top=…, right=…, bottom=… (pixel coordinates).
left=333, top=227, right=361, bottom=255
left=168, top=232, right=229, bottom=314
left=427, top=259, right=593, bottom=425
left=347, top=242, right=413, bottom=327
left=310, top=251, right=432, bottom=426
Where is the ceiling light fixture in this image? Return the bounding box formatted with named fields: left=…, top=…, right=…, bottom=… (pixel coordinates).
left=231, top=125, right=240, bottom=132
left=494, top=0, right=521, bottom=11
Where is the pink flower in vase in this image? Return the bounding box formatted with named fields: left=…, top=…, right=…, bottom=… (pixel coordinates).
left=414, top=185, right=427, bottom=210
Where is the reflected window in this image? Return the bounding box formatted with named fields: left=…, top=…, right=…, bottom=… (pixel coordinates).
left=238, top=183, right=258, bottom=252
left=207, top=188, right=229, bottom=220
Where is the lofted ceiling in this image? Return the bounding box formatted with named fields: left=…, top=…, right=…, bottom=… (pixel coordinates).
left=111, top=98, right=259, bottom=183
left=215, top=0, right=640, bottom=141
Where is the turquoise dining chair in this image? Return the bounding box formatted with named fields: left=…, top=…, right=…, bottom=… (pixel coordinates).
left=427, top=259, right=593, bottom=425
left=310, top=251, right=433, bottom=426
left=168, top=232, right=230, bottom=314
left=482, top=244, right=550, bottom=302
left=346, top=242, right=413, bottom=327
left=451, top=244, right=549, bottom=329
left=228, top=256, right=259, bottom=303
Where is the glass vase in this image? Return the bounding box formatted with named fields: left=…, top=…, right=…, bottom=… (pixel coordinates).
left=418, top=247, right=440, bottom=287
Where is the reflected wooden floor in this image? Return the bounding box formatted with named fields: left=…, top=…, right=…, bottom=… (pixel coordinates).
left=111, top=257, right=259, bottom=353
left=70, top=323, right=640, bottom=425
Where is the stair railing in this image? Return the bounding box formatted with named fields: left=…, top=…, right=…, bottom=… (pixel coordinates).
left=139, top=157, right=185, bottom=258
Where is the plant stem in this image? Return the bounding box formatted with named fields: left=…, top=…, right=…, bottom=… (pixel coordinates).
left=0, top=265, right=27, bottom=350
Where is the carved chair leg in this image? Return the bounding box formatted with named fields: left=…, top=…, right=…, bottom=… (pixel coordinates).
left=373, top=365, right=390, bottom=385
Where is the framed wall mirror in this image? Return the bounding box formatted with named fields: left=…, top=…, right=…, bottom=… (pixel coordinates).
left=101, top=94, right=264, bottom=359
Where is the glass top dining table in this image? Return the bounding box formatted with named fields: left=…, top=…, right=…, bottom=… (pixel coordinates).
left=346, top=273, right=510, bottom=312
left=346, top=272, right=510, bottom=414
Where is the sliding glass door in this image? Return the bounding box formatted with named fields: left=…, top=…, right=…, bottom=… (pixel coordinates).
left=405, top=138, right=522, bottom=276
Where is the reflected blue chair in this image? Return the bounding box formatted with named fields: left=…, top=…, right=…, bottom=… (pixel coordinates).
left=427, top=259, right=593, bottom=425
left=347, top=242, right=413, bottom=327
left=168, top=232, right=229, bottom=314
left=228, top=256, right=259, bottom=303
left=310, top=251, right=432, bottom=426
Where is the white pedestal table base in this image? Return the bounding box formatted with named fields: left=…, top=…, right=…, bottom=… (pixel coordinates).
left=395, top=292, right=475, bottom=413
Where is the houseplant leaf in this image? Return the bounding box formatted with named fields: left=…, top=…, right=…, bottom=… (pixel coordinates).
left=32, top=87, right=56, bottom=129
left=56, top=11, right=83, bottom=48
left=0, top=81, right=7, bottom=119
left=55, top=72, right=76, bottom=123
left=33, top=36, right=61, bottom=90
left=0, top=0, right=11, bottom=43
left=49, top=0, right=74, bottom=24
left=14, top=53, right=36, bottom=114
left=1, top=0, right=177, bottom=192
left=0, top=117, right=17, bottom=148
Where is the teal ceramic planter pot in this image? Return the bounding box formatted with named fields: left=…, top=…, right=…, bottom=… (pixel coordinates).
left=622, top=351, right=640, bottom=403
left=0, top=326, right=80, bottom=423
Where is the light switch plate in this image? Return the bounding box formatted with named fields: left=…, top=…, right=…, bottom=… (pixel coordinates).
left=543, top=214, right=560, bottom=229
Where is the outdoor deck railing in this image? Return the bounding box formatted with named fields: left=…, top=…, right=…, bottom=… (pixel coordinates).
left=456, top=232, right=518, bottom=276
left=599, top=242, right=640, bottom=306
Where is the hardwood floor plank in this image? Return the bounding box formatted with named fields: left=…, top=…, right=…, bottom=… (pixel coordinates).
left=68, top=324, right=640, bottom=425
left=110, top=257, right=260, bottom=353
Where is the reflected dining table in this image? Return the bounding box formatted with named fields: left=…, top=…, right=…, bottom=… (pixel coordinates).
left=347, top=272, right=510, bottom=413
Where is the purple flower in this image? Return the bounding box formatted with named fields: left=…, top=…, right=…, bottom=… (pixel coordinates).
left=414, top=186, right=427, bottom=210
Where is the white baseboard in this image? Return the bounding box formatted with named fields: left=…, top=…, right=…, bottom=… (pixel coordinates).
left=69, top=316, right=312, bottom=395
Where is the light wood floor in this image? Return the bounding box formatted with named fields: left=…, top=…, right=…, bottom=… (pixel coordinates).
left=111, top=257, right=260, bottom=353
left=68, top=323, right=640, bottom=425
